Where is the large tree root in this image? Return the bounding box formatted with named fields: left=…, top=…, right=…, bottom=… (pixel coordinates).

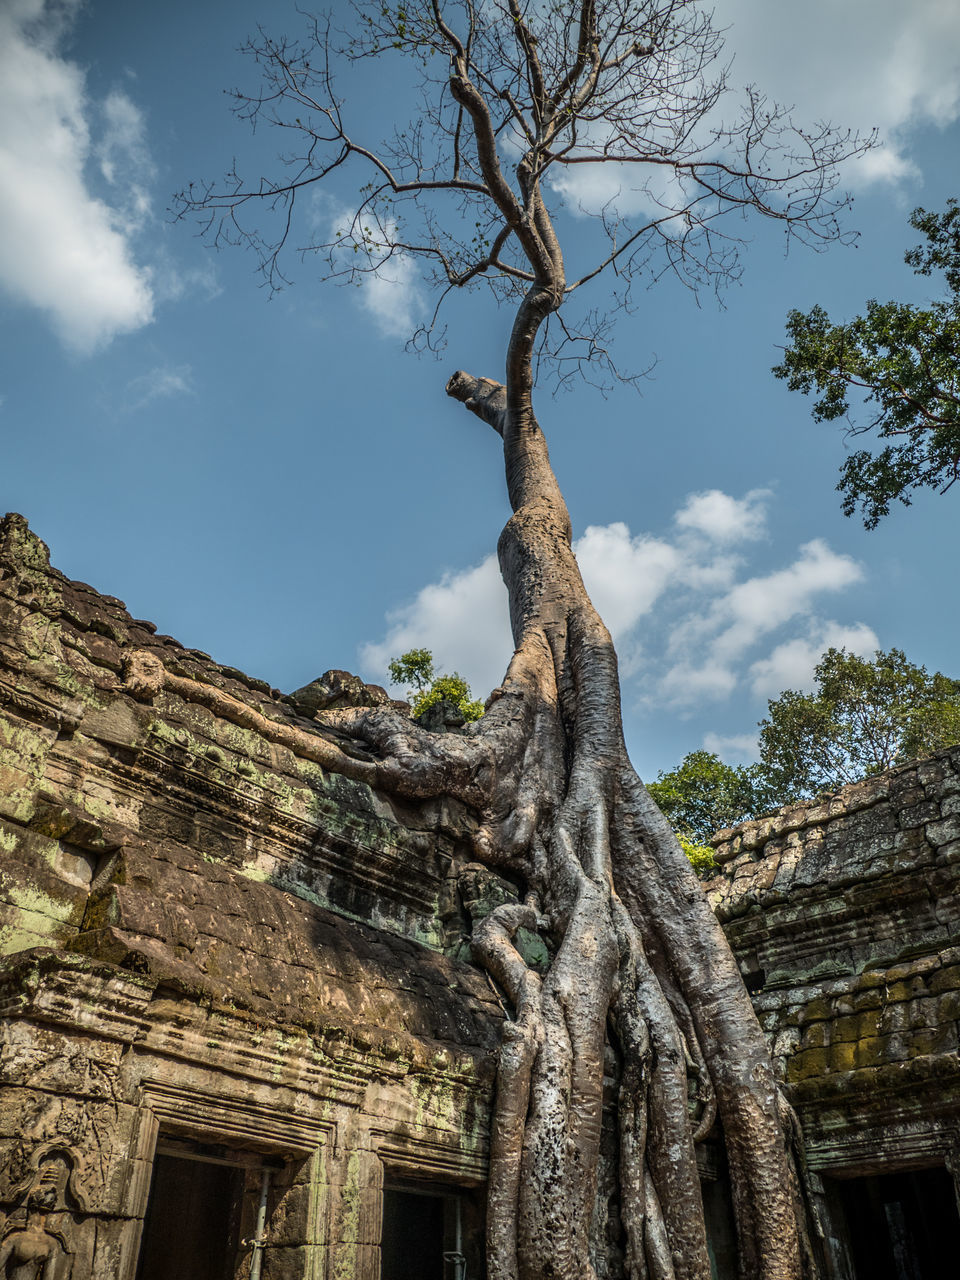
left=127, top=361, right=811, bottom=1280
left=277, top=366, right=817, bottom=1280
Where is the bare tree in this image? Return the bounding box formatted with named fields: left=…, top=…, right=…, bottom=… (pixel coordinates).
left=177, top=4, right=871, bottom=1277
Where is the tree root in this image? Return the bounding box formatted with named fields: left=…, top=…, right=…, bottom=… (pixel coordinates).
left=139, top=356, right=819, bottom=1280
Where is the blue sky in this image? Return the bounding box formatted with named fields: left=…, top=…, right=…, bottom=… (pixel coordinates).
left=2, top=0, right=959, bottom=781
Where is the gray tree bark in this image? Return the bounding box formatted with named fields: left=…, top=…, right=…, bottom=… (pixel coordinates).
left=322, top=333, right=814, bottom=1280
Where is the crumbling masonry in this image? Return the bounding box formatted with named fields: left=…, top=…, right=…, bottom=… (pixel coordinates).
left=1, top=512, right=958, bottom=1279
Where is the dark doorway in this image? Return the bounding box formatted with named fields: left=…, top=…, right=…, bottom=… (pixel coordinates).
left=136, top=1150, right=242, bottom=1280
left=834, top=1165, right=960, bottom=1280
left=381, top=1185, right=478, bottom=1280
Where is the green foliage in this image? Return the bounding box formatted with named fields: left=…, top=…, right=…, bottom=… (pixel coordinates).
left=651, top=647, right=960, bottom=863
left=389, top=648, right=484, bottom=722
left=413, top=673, right=485, bottom=722
left=676, top=833, right=719, bottom=879
left=773, top=199, right=960, bottom=527
left=755, top=646, right=960, bottom=801
left=388, top=647, right=435, bottom=694
left=648, top=751, right=760, bottom=874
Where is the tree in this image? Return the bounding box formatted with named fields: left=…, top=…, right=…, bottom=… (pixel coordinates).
left=648, top=751, right=759, bottom=875
left=774, top=199, right=960, bottom=528
left=177, top=6, right=872, bottom=1277
left=389, top=647, right=485, bottom=721
left=652, top=651, right=960, bottom=849
left=755, top=646, right=960, bottom=802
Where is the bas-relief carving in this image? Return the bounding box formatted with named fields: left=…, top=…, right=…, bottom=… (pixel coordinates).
left=0, top=1147, right=87, bottom=1280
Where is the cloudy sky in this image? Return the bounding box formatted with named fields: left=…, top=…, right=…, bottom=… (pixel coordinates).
left=2, top=0, right=959, bottom=780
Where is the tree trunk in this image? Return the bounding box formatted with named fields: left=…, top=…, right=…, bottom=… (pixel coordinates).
left=174, top=5, right=874, bottom=1272
left=320, top=364, right=813, bottom=1279
left=436, top=359, right=812, bottom=1280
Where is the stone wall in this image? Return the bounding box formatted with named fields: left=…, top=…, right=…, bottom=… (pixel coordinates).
left=706, top=753, right=960, bottom=1275
left=0, top=514, right=499, bottom=1279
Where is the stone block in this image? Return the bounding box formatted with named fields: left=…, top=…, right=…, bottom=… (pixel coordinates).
left=906, top=1026, right=956, bottom=1057
left=785, top=1048, right=829, bottom=1084
left=800, top=1022, right=830, bottom=1050
left=262, top=1245, right=325, bottom=1280
left=852, top=1037, right=885, bottom=1069
left=331, top=1242, right=378, bottom=1280
left=937, top=989, right=960, bottom=1021
left=927, top=815, right=960, bottom=846
left=269, top=1182, right=316, bottom=1248
left=0, top=1021, right=122, bottom=1097
left=829, top=1041, right=857, bottom=1072
left=899, top=800, right=940, bottom=828
left=850, top=987, right=883, bottom=1013
left=877, top=1002, right=909, bottom=1036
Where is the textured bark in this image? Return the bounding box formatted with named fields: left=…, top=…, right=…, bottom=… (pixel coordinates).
left=309, top=355, right=813, bottom=1280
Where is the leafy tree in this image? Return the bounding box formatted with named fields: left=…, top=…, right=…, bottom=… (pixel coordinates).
left=387, top=647, right=435, bottom=695
left=756, top=646, right=960, bottom=801
left=654, top=651, right=960, bottom=854
left=774, top=199, right=960, bottom=528
left=648, top=750, right=760, bottom=876
left=388, top=648, right=484, bottom=721
left=648, top=750, right=759, bottom=843
left=178, top=5, right=872, bottom=1276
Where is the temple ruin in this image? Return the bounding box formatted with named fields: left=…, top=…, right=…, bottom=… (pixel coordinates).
left=1, top=511, right=957, bottom=1279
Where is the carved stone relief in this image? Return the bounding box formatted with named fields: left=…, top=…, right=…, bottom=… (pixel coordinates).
left=0, top=1146, right=87, bottom=1280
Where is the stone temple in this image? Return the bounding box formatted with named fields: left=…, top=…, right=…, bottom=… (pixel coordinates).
left=0, top=510, right=958, bottom=1279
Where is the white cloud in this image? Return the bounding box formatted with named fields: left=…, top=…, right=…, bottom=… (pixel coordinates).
left=548, top=0, right=960, bottom=222
left=550, top=153, right=694, bottom=222
left=328, top=204, right=423, bottom=338
left=573, top=523, right=680, bottom=641
left=360, top=520, right=687, bottom=697
left=361, top=488, right=877, bottom=731
left=720, top=0, right=960, bottom=187
left=675, top=488, right=770, bottom=544
left=96, top=88, right=154, bottom=231
left=360, top=554, right=511, bottom=697
left=0, top=0, right=154, bottom=352
left=359, top=253, right=421, bottom=337
left=660, top=661, right=739, bottom=705
left=703, top=731, right=759, bottom=764
left=748, top=623, right=880, bottom=699
left=151, top=255, right=221, bottom=306
left=122, top=365, right=193, bottom=413
left=709, top=540, right=864, bottom=664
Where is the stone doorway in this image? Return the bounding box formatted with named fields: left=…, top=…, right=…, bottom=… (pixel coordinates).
left=136, top=1149, right=242, bottom=1280
left=380, top=1182, right=481, bottom=1280
left=830, top=1165, right=960, bottom=1280
left=135, top=1137, right=284, bottom=1280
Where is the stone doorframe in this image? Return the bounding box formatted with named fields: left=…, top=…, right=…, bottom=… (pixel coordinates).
left=803, top=1121, right=960, bottom=1280
left=119, top=1078, right=338, bottom=1280
left=349, top=1127, right=487, bottom=1280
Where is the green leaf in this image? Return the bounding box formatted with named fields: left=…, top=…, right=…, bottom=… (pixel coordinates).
left=774, top=200, right=960, bottom=528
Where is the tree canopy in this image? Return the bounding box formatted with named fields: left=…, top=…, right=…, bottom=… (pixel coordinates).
left=647, top=750, right=756, bottom=875
left=178, top=0, right=871, bottom=390
left=654, top=648, right=960, bottom=856
left=774, top=199, right=960, bottom=527
left=756, top=645, right=960, bottom=802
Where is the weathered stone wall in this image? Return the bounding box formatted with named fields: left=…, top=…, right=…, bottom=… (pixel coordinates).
left=705, top=753, right=960, bottom=1274
left=0, top=514, right=499, bottom=1279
